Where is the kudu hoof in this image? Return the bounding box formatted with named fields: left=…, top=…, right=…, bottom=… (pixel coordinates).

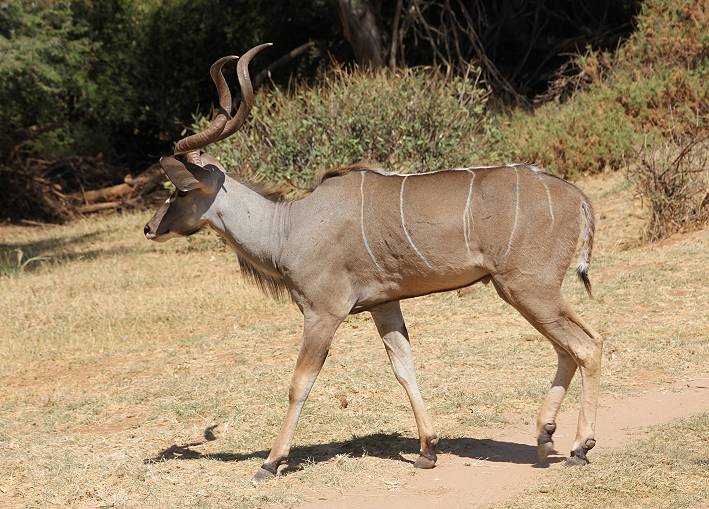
left=536, top=422, right=557, bottom=463
left=564, top=454, right=589, bottom=467
left=414, top=454, right=437, bottom=469
left=251, top=467, right=276, bottom=483
left=537, top=441, right=556, bottom=463
left=565, top=438, right=595, bottom=467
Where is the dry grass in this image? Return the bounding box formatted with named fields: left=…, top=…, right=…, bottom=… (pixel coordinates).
left=497, top=413, right=709, bottom=509
left=1, top=173, right=707, bottom=508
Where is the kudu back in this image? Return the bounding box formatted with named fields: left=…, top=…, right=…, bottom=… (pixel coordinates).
left=145, top=44, right=603, bottom=481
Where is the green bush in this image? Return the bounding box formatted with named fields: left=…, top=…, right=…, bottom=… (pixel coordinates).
left=491, top=0, right=708, bottom=176
left=614, top=65, right=707, bottom=132
left=621, top=0, right=708, bottom=68
left=0, top=0, right=340, bottom=162
left=0, top=1, right=94, bottom=157
left=202, top=66, right=496, bottom=185
left=0, top=0, right=156, bottom=159
left=500, top=85, right=640, bottom=176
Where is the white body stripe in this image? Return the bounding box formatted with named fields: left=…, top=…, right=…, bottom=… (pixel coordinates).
left=540, top=178, right=555, bottom=229
left=360, top=172, right=383, bottom=271
left=503, top=168, right=520, bottom=259
left=364, top=163, right=527, bottom=178
left=400, top=176, right=433, bottom=268
left=358, top=164, right=543, bottom=266
left=463, top=170, right=476, bottom=258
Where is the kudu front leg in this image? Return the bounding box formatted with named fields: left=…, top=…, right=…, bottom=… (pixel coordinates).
left=370, top=301, right=438, bottom=468
left=253, top=312, right=342, bottom=482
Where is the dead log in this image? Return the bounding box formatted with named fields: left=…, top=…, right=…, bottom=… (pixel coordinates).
left=76, top=201, right=125, bottom=213
left=70, top=163, right=163, bottom=205
left=2, top=156, right=167, bottom=222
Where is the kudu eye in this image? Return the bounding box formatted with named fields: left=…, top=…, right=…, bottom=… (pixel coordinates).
left=176, top=190, right=188, bottom=198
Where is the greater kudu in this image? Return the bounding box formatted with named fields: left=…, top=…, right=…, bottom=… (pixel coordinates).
left=144, top=44, right=603, bottom=481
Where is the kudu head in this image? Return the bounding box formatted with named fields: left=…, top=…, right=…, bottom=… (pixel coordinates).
left=144, top=43, right=271, bottom=241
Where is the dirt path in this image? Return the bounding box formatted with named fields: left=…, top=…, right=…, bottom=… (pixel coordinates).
left=299, top=376, right=709, bottom=509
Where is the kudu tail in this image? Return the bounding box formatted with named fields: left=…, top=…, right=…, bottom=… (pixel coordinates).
left=577, top=197, right=595, bottom=298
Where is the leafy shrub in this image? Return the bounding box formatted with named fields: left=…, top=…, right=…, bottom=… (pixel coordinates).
left=613, top=64, right=707, bottom=134
left=202, top=66, right=495, bottom=185
left=0, top=0, right=164, bottom=159
left=491, top=0, right=708, bottom=176
left=0, top=1, right=95, bottom=157
left=627, top=135, right=708, bottom=241
left=499, top=85, right=640, bottom=176
left=0, top=0, right=342, bottom=163
left=620, top=0, right=708, bottom=68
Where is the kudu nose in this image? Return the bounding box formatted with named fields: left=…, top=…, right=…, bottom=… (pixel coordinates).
left=144, top=224, right=151, bottom=237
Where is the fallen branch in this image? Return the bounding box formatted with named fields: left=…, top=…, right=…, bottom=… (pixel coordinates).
left=2, top=156, right=167, bottom=223
left=70, top=164, right=163, bottom=205
left=76, top=201, right=125, bottom=213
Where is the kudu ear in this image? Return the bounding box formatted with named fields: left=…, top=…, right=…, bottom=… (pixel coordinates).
left=160, top=156, right=214, bottom=192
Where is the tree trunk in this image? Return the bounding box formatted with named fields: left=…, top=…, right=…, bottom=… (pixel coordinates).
left=336, top=0, right=385, bottom=68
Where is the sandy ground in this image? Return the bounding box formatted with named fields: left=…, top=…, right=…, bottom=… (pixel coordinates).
left=300, top=376, right=709, bottom=509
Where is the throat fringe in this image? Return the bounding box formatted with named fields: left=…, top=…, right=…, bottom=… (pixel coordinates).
left=237, top=255, right=290, bottom=301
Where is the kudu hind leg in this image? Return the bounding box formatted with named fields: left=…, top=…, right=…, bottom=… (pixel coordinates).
left=562, top=308, right=603, bottom=465
left=536, top=344, right=577, bottom=462
left=532, top=309, right=601, bottom=465
left=254, top=312, right=342, bottom=481
left=370, top=301, right=438, bottom=468
left=492, top=278, right=602, bottom=465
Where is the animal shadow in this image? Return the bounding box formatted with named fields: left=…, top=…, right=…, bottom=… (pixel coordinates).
left=145, top=426, right=564, bottom=473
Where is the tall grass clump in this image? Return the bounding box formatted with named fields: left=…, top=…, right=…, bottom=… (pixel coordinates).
left=194, top=66, right=495, bottom=186
left=494, top=0, right=708, bottom=177
left=627, top=134, right=708, bottom=241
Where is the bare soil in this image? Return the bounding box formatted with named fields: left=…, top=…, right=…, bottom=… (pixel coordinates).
left=299, top=377, right=709, bottom=508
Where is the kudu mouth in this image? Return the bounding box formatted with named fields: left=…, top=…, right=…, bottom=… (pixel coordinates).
left=144, top=221, right=201, bottom=241
left=144, top=224, right=158, bottom=240
left=144, top=229, right=174, bottom=242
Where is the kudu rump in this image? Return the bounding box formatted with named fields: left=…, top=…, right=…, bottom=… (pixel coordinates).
left=145, top=44, right=603, bottom=481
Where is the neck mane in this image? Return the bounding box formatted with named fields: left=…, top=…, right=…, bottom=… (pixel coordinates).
left=206, top=174, right=292, bottom=300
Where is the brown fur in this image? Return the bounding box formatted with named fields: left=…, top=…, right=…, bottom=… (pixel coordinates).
left=314, top=162, right=383, bottom=186
left=234, top=175, right=296, bottom=202
left=231, top=163, right=381, bottom=203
